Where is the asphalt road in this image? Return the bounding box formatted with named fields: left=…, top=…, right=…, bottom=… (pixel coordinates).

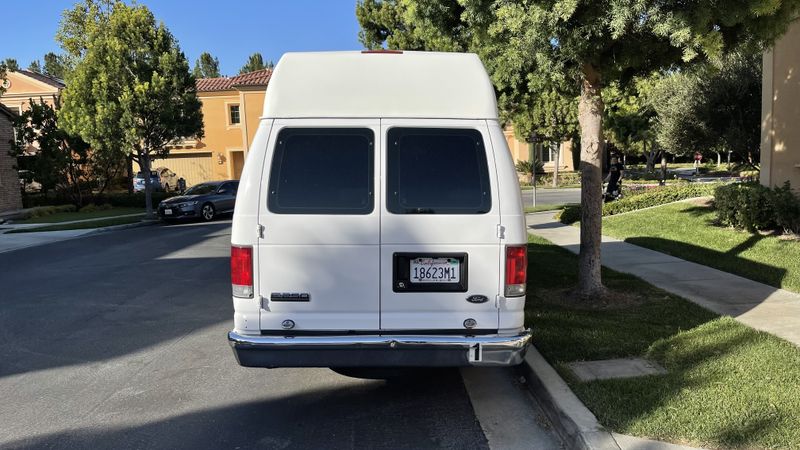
left=0, top=221, right=560, bottom=449
left=521, top=188, right=580, bottom=208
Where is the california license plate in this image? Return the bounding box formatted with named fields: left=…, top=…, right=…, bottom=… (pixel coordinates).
left=164, top=209, right=172, bottom=215
left=410, top=257, right=460, bottom=283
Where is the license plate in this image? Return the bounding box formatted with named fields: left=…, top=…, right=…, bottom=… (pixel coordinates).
left=410, top=257, right=460, bottom=283
left=164, top=208, right=172, bottom=215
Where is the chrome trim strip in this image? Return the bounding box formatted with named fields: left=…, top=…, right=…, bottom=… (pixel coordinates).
left=228, top=329, right=531, bottom=367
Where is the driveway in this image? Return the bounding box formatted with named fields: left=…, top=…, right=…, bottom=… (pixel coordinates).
left=0, top=221, right=560, bottom=449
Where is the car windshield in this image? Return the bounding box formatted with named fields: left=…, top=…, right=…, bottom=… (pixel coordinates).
left=184, top=184, right=217, bottom=195
left=135, top=171, right=158, bottom=178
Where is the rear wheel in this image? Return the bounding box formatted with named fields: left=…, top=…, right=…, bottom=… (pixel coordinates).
left=201, top=203, right=215, bottom=221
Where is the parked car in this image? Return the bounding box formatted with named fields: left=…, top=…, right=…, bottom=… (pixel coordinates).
left=157, top=180, right=238, bottom=221
left=133, top=170, right=162, bottom=193
left=155, top=167, right=179, bottom=192
left=227, top=51, right=530, bottom=376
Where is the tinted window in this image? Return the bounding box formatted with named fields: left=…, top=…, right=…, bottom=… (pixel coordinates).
left=387, top=128, right=491, bottom=214
left=185, top=183, right=217, bottom=195
left=268, top=128, right=374, bottom=214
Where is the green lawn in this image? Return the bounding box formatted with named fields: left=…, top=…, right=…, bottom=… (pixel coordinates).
left=602, top=201, right=800, bottom=293
left=526, top=234, right=800, bottom=449
left=8, top=215, right=144, bottom=233
left=20, top=207, right=144, bottom=224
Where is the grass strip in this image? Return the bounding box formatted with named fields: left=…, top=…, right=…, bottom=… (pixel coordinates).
left=526, top=234, right=800, bottom=449
left=8, top=215, right=144, bottom=233
left=20, top=207, right=145, bottom=224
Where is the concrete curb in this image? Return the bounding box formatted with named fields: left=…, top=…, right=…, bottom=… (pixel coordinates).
left=519, top=346, right=622, bottom=450
left=86, top=219, right=159, bottom=235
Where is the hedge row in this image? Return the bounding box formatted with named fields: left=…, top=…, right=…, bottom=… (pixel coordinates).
left=715, top=182, right=800, bottom=233
left=23, top=191, right=178, bottom=209
left=556, top=183, right=719, bottom=224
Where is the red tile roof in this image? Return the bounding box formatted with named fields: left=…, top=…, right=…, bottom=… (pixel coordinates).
left=196, top=68, right=273, bottom=92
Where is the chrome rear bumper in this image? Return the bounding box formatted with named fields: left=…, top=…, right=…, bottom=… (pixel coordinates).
left=228, top=330, right=531, bottom=368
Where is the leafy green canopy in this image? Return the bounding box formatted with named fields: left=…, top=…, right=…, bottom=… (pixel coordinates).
left=239, top=52, right=274, bottom=74
left=57, top=0, right=203, bottom=217
left=2, top=58, right=19, bottom=72
left=652, top=53, right=762, bottom=165
left=11, top=98, right=90, bottom=204
left=193, top=52, right=221, bottom=78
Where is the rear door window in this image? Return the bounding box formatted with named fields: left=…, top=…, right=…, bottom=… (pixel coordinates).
left=268, top=128, right=374, bottom=214
left=387, top=128, right=491, bottom=214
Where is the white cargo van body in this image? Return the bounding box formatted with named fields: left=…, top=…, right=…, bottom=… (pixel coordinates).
left=228, top=51, right=530, bottom=368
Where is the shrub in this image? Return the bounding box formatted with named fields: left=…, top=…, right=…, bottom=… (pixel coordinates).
left=535, top=171, right=581, bottom=186
left=515, top=159, right=544, bottom=176
left=604, top=183, right=718, bottom=216
left=19, top=205, right=77, bottom=220
left=556, top=204, right=581, bottom=224
left=768, top=182, right=800, bottom=234
left=78, top=203, right=114, bottom=213
left=556, top=183, right=720, bottom=224
left=714, top=183, right=775, bottom=232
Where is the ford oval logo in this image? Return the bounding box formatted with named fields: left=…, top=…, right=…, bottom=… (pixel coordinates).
left=467, top=295, right=489, bottom=304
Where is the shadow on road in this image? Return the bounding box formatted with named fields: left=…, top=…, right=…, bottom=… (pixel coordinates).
left=4, top=369, right=488, bottom=450
left=0, top=222, right=232, bottom=379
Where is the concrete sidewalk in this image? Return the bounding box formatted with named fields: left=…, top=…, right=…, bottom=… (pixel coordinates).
left=527, top=211, right=800, bottom=346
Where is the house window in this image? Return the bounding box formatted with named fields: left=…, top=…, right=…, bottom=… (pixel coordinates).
left=229, top=104, right=240, bottom=125
left=540, top=142, right=559, bottom=163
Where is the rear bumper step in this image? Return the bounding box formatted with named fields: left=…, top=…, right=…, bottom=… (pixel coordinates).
left=228, top=330, right=532, bottom=368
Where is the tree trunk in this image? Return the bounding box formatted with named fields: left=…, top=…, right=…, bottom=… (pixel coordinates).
left=552, top=143, right=560, bottom=188
left=716, top=151, right=722, bottom=167
left=576, top=64, right=605, bottom=298
left=126, top=155, right=134, bottom=195
left=660, top=152, right=668, bottom=186
left=140, top=150, right=155, bottom=219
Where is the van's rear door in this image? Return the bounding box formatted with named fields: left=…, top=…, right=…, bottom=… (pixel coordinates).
left=379, top=120, right=501, bottom=331
left=258, top=119, right=380, bottom=331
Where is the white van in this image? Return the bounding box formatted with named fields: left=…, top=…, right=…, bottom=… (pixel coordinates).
left=228, top=51, right=530, bottom=369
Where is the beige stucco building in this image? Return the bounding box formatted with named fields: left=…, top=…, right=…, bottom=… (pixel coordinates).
left=761, top=20, right=800, bottom=191
left=0, top=70, right=64, bottom=113
left=503, top=126, right=575, bottom=174
left=134, top=69, right=271, bottom=186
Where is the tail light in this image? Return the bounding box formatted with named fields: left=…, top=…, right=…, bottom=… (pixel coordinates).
left=505, top=245, right=527, bottom=297
left=231, top=245, right=253, bottom=298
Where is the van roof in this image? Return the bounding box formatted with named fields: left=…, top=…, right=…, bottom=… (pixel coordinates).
left=262, top=51, right=498, bottom=120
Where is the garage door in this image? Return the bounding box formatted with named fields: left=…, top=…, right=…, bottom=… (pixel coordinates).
left=142, top=152, right=214, bottom=187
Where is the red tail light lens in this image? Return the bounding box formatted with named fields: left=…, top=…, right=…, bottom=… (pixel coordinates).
left=231, top=245, right=253, bottom=298
left=505, top=245, right=527, bottom=297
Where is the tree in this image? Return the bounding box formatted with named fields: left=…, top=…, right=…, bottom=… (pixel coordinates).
left=27, top=60, right=42, bottom=73
left=192, top=51, right=221, bottom=78
left=3, top=58, right=19, bottom=71
left=509, top=88, right=579, bottom=186
left=43, top=52, right=69, bottom=79
left=604, top=75, right=661, bottom=171
left=357, top=0, right=800, bottom=298
left=11, top=98, right=90, bottom=204
left=652, top=53, right=762, bottom=169
left=239, top=52, right=266, bottom=74
left=57, top=0, right=204, bottom=218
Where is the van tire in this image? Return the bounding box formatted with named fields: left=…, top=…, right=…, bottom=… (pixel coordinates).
left=201, top=203, right=215, bottom=221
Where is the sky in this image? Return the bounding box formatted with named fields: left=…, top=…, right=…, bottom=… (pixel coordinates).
left=1, top=0, right=365, bottom=76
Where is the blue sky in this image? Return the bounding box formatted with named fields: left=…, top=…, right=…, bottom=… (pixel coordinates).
left=1, top=0, right=364, bottom=76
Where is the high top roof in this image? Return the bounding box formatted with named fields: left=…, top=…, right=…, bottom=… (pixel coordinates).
left=262, top=51, right=498, bottom=119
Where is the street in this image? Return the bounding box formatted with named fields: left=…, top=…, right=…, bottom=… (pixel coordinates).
left=520, top=188, right=580, bottom=208
left=0, top=221, right=560, bottom=449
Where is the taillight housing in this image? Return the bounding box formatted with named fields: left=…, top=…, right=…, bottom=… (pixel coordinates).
left=505, top=245, right=527, bottom=297
left=231, top=245, right=253, bottom=298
